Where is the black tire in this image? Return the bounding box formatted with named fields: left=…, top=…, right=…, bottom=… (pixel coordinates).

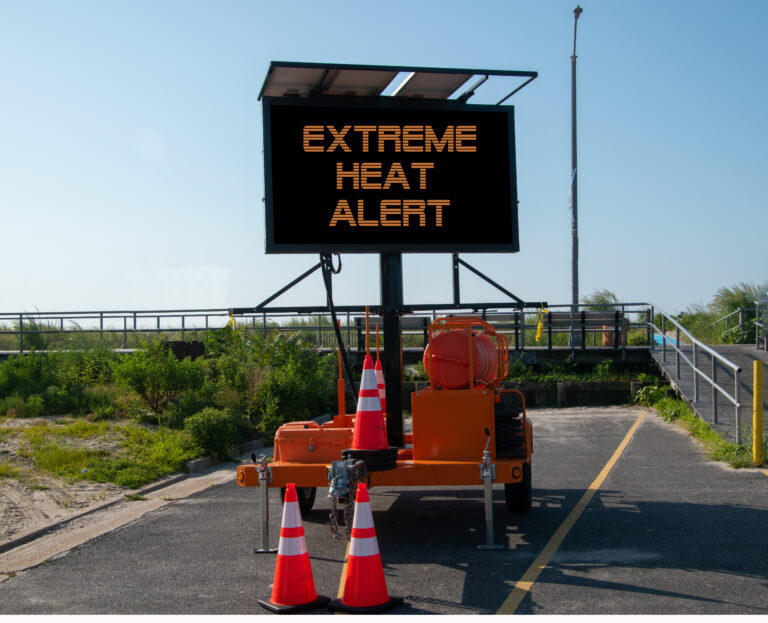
left=280, top=486, right=317, bottom=515
left=504, top=463, right=532, bottom=513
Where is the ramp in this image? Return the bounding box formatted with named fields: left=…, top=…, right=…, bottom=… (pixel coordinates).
left=651, top=343, right=768, bottom=443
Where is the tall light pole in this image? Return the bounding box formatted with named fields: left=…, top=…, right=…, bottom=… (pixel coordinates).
left=570, top=5, right=583, bottom=312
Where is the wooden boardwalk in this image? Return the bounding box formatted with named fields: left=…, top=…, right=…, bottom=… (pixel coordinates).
left=650, top=343, right=768, bottom=443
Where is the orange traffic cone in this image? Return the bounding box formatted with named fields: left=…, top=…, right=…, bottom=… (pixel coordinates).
left=259, top=483, right=329, bottom=613
left=374, top=358, right=386, bottom=417
left=351, top=354, right=388, bottom=450
left=329, top=483, right=403, bottom=613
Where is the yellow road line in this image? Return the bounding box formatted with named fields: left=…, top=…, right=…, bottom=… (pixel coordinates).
left=332, top=540, right=352, bottom=615
left=496, top=412, right=646, bottom=614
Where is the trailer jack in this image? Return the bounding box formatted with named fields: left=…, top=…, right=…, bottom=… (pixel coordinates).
left=478, top=428, right=503, bottom=550
left=252, top=453, right=278, bottom=554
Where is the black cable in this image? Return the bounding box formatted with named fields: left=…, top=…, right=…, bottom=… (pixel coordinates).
left=320, top=253, right=357, bottom=408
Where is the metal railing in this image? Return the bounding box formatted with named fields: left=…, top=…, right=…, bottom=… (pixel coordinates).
left=702, top=307, right=756, bottom=342
left=648, top=303, right=743, bottom=442
left=756, top=300, right=767, bottom=350
left=0, top=303, right=656, bottom=355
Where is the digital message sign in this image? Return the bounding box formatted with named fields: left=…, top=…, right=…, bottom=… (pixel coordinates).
left=263, top=97, right=518, bottom=253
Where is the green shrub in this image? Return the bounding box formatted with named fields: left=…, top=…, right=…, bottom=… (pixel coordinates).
left=203, top=328, right=335, bottom=440
left=161, top=387, right=215, bottom=429
left=0, top=353, right=58, bottom=399
left=84, top=384, right=121, bottom=420
left=185, top=408, right=238, bottom=459
left=42, top=384, right=86, bottom=415
left=505, top=361, right=532, bottom=381
left=114, top=340, right=205, bottom=413
left=0, top=393, right=46, bottom=418
left=592, top=359, right=615, bottom=380
left=633, top=384, right=670, bottom=406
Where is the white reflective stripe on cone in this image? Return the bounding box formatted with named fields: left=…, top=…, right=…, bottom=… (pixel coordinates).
left=349, top=536, right=380, bottom=557
left=361, top=370, right=377, bottom=389
left=282, top=501, right=303, bottom=529
left=357, top=397, right=382, bottom=412
left=278, top=535, right=309, bottom=557
left=352, top=504, right=375, bottom=530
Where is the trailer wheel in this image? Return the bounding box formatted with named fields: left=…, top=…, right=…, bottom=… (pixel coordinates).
left=504, top=463, right=531, bottom=513
left=280, top=486, right=317, bottom=515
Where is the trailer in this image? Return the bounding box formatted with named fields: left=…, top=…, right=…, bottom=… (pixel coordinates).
left=237, top=314, right=533, bottom=547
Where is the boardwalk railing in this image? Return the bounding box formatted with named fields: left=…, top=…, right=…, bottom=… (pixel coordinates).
left=0, top=303, right=655, bottom=354
left=756, top=300, right=768, bottom=350
left=702, top=307, right=756, bottom=343
left=649, top=303, right=743, bottom=442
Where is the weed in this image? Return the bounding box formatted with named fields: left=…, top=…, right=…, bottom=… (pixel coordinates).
left=592, top=359, right=615, bottom=380
left=0, top=427, right=17, bottom=443
left=635, top=384, right=764, bottom=468
left=0, top=461, right=19, bottom=479
left=125, top=493, right=147, bottom=501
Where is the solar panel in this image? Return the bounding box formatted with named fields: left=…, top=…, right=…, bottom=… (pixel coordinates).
left=391, top=72, right=473, bottom=99
left=258, top=62, right=537, bottom=104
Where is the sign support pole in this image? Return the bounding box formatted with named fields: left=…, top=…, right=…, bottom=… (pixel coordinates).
left=380, top=252, right=404, bottom=447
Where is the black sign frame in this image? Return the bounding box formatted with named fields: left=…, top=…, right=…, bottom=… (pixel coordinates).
left=263, top=96, right=519, bottom=254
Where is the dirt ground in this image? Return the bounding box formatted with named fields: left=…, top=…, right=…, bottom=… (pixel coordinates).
left=0, top=417, right=127, bottom=549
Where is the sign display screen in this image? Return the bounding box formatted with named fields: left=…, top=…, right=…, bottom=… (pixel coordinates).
left=263, top=97, right=518, bottom=253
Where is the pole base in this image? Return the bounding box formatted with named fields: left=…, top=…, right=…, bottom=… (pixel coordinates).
left=254, top=547, right=278, bottom=554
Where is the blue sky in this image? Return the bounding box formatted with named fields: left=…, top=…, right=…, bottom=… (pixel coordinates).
left=1, top=0, right=766, bottom=317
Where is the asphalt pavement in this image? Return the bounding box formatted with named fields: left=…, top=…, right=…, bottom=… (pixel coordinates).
left=1, top=406, right=767, bottom=615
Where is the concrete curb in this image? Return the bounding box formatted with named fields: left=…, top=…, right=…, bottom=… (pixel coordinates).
left=185, top=439, right=265, bottom=473
left=0, top=437, right=265, bottom=556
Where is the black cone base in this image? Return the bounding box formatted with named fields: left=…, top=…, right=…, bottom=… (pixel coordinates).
left=342, top=447, right=398, bottom=471
left=258, top=594, right=330, bottom=614
left=328, top=595, right=404, bottom=614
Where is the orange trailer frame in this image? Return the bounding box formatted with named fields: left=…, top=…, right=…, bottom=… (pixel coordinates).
left=237, top=316, right=532, bottom=493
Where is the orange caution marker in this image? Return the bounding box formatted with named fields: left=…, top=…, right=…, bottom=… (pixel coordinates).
left=375, top=326, right=386, bottom=416
left=374, top=359, right=386, bottom=418
left=350, top=354, right=388, bottom=451
left=329, top=483, right=403, bottom=613
left=259, top=483, right=329, bottom=613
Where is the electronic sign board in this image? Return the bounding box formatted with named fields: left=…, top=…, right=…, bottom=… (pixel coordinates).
left=263, top=97, right=518, bottom=253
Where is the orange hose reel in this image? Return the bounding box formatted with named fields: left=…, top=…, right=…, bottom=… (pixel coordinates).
left=423, top=316, right=509, bottom=390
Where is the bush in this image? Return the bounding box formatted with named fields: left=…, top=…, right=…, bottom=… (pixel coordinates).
left=0, top=393, right=45, bottom=418
left=84, top=384, right=121, bottom=420
left=203, top=328, right=336, bottom=440
left=184, top=408, right=238, bottom=460
left=592, top=359, right=615, bottom=380
left=0, top=353, right=58, bottom=399
left=114, top=340, right=205, bottom=413
left=161, top=386, right=216, bottom=429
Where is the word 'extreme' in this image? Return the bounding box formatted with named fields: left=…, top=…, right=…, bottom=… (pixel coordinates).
left=303, top=125, right=477, bottom=153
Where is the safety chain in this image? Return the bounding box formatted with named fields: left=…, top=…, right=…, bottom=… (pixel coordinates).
left=328, top=494, right=355, bottom=541
left=328, top=496, right=343, bottom=540
left=327, top=458, right=367, bottom=540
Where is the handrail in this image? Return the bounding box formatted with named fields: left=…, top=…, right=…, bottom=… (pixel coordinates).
left=756, top=300, right=767, bottom=350
left=701, top=307, right=755, bottom=333
left=649, top=303, right=743, bottom=442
